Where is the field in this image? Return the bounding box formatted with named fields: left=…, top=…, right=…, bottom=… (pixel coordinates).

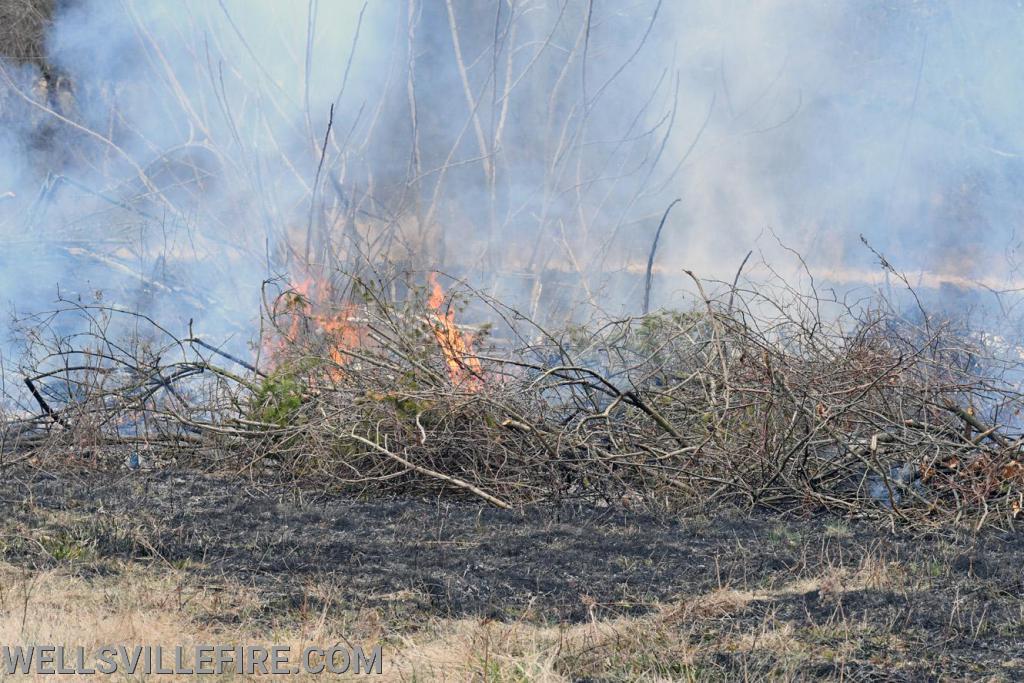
left=4, top=1, right=1024, bottom=680
left=1, top=464, right=1021, bottom=681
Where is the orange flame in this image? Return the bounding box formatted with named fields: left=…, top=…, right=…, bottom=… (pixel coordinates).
left=427, top=272, right=482, bottom=389
left=319, top=301, right=363, bottom=372
left=265, top=270, right=365, bottom=380
left=265, top=268, right=482, bottom=390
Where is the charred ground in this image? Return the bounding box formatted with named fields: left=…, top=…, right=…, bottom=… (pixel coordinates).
left=1, top=464, right=1022, bottom=680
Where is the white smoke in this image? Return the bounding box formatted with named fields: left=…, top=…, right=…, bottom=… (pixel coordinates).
left=1, top=0, right=1022, bottom=348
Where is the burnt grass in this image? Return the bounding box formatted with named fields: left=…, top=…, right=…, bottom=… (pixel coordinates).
left=2, top=465, right=1023, bottom=679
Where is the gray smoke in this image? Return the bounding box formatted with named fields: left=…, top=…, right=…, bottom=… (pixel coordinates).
left=1, top=0, right=1022, bottom=351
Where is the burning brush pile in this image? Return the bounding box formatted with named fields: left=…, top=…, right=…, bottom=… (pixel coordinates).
left=4, top=268, right=1024, bottom=527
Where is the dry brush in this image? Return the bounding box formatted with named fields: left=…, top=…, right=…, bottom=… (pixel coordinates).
left=3, top=267, right=1023, bottom=531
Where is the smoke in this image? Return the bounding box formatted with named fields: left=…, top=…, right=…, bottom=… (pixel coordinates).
left=660, top=1, right=1024, bottom=287
left=1, top=0, right=1023, bottom=350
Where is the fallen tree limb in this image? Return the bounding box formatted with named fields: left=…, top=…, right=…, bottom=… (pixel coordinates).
left=938, top=402, right=1010, bottom=449
left=347, top=429, right=512, bottom=510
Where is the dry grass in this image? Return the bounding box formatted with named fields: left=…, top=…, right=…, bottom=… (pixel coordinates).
left=0, top=483, right=1019, bottom=681
left=0, top=563, right=385, bottom=681
left=0, top=552, right=927, bottom=682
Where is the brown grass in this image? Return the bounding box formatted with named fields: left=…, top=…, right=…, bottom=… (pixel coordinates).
left=0, top=553, right=918, bottom=682
left=0, top=563, right=383, bottom=681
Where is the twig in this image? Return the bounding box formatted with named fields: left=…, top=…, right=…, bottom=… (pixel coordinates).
left=728, top=250, right=753, bottom=313
left=23, top=378, right=63, bottom=426
left=348, top=430, right=512, bottom=509
left=187, top=337, right=263, bottom=376
left=642, top=198, right=681, bottom=315
left=939, top=402, right=1009, bottom=449
left=305, top=103, right=335, bottom=264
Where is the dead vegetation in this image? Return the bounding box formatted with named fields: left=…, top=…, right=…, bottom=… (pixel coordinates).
left=0, top=2, right=1023, bottom=532
left=2, top=1, right=1019, bottom=527
left=1, top=4, right=1022, bottom=680
left=0, top=0, right=53, bottom=67
left=2, top=477, right=1021, bottom=681
left=4, top=261, right=1024, bottom=530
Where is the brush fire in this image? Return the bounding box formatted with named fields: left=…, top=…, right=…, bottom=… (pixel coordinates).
left=0, top=0, right=1023, bottom=526
left=7, top=2, right=1024, bottom=678
left=264, top=271, right=367, bottom=380
left=265, top=269, right=482, bottom=391
left=425, top=272, right=484, bottom=390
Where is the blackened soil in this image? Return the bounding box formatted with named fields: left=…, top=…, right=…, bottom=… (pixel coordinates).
left=1, top=466, right=1023, bottom=678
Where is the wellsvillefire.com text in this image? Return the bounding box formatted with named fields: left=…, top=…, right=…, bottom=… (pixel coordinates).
left=0, top=644, right=382, bottom=676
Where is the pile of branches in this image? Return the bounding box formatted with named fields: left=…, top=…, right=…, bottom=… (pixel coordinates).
left=5, top=271, right=1024, bottom=527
